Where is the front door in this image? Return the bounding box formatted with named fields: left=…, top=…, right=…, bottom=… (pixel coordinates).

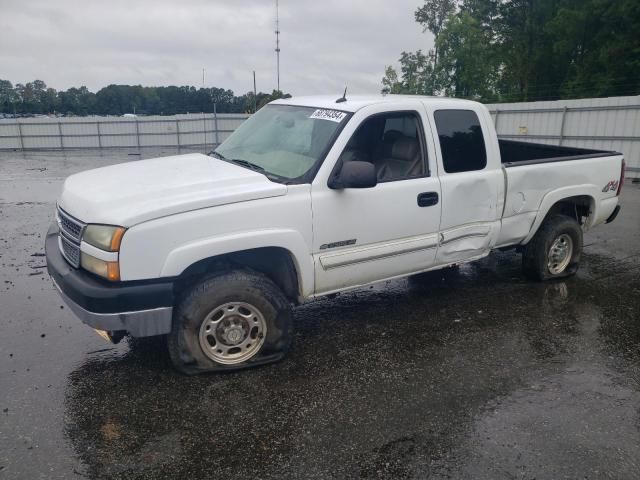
left=311, top=108, right=442, bottom=295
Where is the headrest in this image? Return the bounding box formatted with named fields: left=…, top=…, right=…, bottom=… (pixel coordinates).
left=391, top=137, right=419, bottom=162
left=383, top=129, right=403, bottom=143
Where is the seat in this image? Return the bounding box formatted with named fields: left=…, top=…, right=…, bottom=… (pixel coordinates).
left=338, top=126, right=373, bottom=165
left=376, top=137, right=423, bottom=181
left=375, top=129, right=403, bottom=159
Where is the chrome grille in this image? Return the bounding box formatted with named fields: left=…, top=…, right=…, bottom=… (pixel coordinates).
left=57, top=207, right=85, bottom=243
left=56, top=206, right=85, bottom=268
left=60, top=235, right=81, bottom=267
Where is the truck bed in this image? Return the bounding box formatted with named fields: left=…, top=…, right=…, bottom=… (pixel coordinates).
left=497, top=140, right=623, bottom=249
left=499, top=139, right=620, bottom=167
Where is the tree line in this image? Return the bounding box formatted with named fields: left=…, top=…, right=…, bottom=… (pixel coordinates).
left=0, top=79, right=287, bottom=116
left=383, top=0, right=640, bottom=102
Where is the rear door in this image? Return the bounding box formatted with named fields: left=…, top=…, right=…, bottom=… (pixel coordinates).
left=426, top=106, right=503, bottom=264
left=311, top=104, right=442, bottom=294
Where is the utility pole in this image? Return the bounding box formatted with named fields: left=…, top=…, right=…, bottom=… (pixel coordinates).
left=275, top=0, right=281, bottom=92
left=202, top=68, right=205, bottom=88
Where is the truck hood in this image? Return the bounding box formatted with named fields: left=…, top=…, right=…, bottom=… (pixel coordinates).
left=58, top=153, right=287, bottom=226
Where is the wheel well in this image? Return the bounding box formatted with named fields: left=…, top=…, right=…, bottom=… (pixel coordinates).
left=544, top=195, right=594, bottom=226
left=175, top=247, right=301, bottom=304
left=521, top=195, right=594, bottom=248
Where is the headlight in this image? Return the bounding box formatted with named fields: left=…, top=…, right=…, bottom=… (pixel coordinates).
left=81, top=252, right=120, bottom=281
left=83, top=225, right=125, bottom=252
left=80, top=224, right=125, bottom=281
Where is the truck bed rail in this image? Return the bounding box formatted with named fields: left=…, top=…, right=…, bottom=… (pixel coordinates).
left=499, top=139, right=621, bottom=168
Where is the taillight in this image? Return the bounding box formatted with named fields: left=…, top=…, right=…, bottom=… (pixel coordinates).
left=617, top=159, right=625, bottom=196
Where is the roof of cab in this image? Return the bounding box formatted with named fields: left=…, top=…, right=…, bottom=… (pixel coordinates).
left=270, top=94, right=480, bottom=113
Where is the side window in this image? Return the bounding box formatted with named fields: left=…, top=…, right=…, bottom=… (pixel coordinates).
left=434, top=110, right=487, bottom=173
left=339, top=112, right=426, bottom=182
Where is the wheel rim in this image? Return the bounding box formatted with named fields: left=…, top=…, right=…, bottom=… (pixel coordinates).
left=198, top=302, right=267, bottom=365
left=547, top=233, right=573, bottom=275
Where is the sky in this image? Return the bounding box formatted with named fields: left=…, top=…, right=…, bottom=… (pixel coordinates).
left=0, top=0, right=433, bottom=96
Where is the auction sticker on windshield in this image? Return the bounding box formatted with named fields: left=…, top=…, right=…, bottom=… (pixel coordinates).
left=310, top=109, right=347, bottom=123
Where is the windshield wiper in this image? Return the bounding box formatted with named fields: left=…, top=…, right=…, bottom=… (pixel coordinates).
left=210, top=151, right=287, bottom=183
left=209, top=151, right=263, bottom=172
left=230, top=158, right=266, bottom=173
left=208, top=150, right=227, bottom=161
left=232, top=159, right=291, bottom=183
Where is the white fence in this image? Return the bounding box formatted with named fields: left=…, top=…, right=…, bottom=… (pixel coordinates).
left=0, top=113, right=249, bottom=150
left=487, top=95, right=640, bottom=177
left=1, top=95, right=638, bottom=177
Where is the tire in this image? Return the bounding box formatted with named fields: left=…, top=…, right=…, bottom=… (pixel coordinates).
left=522, top=214, right=583, bottom=281
left=167, top=269, right=293, bottom=374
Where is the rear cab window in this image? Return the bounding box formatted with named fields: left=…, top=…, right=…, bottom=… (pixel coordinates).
left=434, top=110, right=487, bottom=173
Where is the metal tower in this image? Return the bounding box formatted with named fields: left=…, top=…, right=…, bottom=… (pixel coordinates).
left=275, top=0, right=281, bottom=92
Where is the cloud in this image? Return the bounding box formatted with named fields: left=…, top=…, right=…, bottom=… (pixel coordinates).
left=0, top=0, right=433, bottom=95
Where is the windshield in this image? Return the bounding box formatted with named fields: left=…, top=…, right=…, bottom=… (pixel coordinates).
left=214, top=104, right=350, bottom=181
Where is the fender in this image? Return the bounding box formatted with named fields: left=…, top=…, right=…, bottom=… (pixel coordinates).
left=522, top=184, right=598, bottom=244
left=160, top=228, right=314, bottom=297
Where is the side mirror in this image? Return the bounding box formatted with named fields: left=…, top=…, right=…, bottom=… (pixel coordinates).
left=329, top=161, right=377, bottom=189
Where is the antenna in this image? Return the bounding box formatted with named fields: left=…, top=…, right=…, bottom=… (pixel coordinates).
left=275, top=0, right=281, bottom=92
left=336, top=86, right=347, bottom=103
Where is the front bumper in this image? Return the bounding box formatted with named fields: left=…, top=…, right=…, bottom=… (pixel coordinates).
left=45, top=223, right=174, bottom=337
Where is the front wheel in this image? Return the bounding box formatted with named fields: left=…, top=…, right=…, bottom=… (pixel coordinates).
left=167, top=269, right=293, bottom=374
left=522, top=214, right=583, bottom=281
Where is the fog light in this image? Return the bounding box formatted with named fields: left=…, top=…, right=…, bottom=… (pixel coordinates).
left=81, top=252, right=120, bottom=281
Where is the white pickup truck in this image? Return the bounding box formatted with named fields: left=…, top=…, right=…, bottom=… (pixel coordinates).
left=46, top=95, right=625, bottom=373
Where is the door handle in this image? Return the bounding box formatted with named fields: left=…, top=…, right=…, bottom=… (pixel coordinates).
left=417, top=191, right=439, bottom=207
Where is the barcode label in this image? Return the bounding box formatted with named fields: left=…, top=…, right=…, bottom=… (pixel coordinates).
left=309, top=109, right=347, bottom=123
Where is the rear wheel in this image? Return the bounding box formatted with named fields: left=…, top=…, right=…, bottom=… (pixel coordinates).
left=167, top=269, right=293, bottom=374
left=522, top=214, right=582, bottom=281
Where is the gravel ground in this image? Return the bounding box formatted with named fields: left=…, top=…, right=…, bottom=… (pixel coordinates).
left=1, top=148, right=639, bottom=479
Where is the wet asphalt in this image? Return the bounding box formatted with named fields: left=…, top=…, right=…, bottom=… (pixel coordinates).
left=1, top=148, right=639, bottom=480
